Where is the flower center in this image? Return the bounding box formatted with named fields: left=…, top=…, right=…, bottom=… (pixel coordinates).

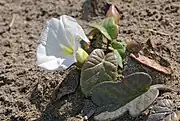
left=63, top=46, right=74, bottom=55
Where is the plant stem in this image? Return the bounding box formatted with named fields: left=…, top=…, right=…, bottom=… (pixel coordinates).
left=106, top=40, right=110, bottom=51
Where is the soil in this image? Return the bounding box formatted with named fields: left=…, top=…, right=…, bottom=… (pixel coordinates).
left=0, top=0, right=180, bottom=121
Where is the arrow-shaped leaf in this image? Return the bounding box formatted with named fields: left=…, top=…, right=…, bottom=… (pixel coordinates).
left=90, top=23, right=112, bottom=41
left=80, top=49, right=118, bottom=97
left=90, top=17, right=118, bottom=41
left=91, top=72, right=152, bottom=106
left=91, top=72, right=155, bottom=121
left=102, top=17, right=118, bottom=40
left=94, top=88, right=159, bottom=121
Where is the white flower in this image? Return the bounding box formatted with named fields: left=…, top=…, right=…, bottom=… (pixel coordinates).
left=36, top=15, right=90, bottom=71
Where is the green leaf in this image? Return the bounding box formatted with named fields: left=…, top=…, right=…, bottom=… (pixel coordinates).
left=91, top=72, right=160, bottom=121
left=102, top=17, right=118, bottom=40
left=127, top=88, right=159, bottom=117
left=111, top=41, right=126, bottom=59
left=91, top=72, right=152, bottom=107
left=89, top=17, right=118, bottom=41
left=80, top=49, right=118, bottom=97
left=94, top=88, right=159, bottom=121
left=114, top=50, right=123, bottom=68
left=90, top=23, right=112, bottom=41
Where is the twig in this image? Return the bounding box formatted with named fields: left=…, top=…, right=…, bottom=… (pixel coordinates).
left=147, top=29, right=171, bottom=36
left=9, top=0, right=21, bottom=28
left=9, top=14, right=17, bottom=28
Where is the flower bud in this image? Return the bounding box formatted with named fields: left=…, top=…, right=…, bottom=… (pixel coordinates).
left=125, top=39, right=144, bottom=55
left=106, top=4, right=120, bottom=24
left=76, top=48, right=89, bottom=66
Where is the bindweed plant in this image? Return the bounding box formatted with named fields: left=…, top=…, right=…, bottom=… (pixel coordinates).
left=88, top=17, right=126, bottom=68
left=36, top=5, right=170, bottom=121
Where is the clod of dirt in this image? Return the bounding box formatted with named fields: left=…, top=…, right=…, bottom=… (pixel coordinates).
left=52, top=67, right=80, bottom=102
left=125, top=39, right=144, bottom=55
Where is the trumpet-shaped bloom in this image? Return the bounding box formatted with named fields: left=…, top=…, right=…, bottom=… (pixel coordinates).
left=36, top=15, right=90, bottom=71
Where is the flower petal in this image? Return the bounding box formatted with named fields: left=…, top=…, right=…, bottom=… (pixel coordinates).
left=37, top=43, right=76, bottom=70
left=60, top=56, right=76, bottom=69
left=46, top=18, right=70, bottom=58
left=36, top=18, right=74, bottom=70
left=60, top=15, right=90, bottom=44
left=38, top=56, right=76, bottom=71
left=36, top=15, right=89, bottom=71
left=38, top=57, right=64, bottom=71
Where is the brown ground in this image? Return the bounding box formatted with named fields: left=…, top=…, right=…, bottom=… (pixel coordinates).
left=0, top=0, right=180, bottom=121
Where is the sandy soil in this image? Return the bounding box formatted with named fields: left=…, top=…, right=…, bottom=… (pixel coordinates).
left=0, top=0, right=180, bottom=121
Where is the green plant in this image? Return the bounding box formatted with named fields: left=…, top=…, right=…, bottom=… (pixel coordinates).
left=89, top=16, right=126, bottom=68
left=36, top=6, right=167, bottom=121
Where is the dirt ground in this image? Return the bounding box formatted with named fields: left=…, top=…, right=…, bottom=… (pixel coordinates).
left=0, top=0, right=180, bottom=121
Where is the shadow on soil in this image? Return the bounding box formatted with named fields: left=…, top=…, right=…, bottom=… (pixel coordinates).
left=29, top=68, right=86, bottom=121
